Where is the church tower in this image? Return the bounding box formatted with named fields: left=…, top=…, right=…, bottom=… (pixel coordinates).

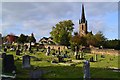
left=79, top=4, right=87, bottom=36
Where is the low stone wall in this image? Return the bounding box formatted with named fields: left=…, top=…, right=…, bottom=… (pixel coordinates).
left=39, top=44, right=67, bottom=51
left=44, top=45, right=67, bottom=51
left=91, top=48, right=120, bottom=56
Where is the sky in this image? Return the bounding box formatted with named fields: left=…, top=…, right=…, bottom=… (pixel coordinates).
left=0, top=2, right=119, bottom=42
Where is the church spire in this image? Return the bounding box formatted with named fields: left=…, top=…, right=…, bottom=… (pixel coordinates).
left=81, top=4, right=86, bottom=23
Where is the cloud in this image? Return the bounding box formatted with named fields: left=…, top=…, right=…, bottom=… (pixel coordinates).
left=1, top=2, right=118, bottom=40
left=2, top=0, right=119, bottom=2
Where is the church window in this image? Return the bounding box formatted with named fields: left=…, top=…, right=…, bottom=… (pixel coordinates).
left=82, top=25, right=83, bottom=30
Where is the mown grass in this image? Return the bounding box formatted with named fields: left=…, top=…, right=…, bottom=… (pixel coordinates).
left=0, top=49, right=120, bottom=79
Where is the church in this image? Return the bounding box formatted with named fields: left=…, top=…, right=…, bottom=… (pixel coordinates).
left=79, top=4, right=92, bottom=36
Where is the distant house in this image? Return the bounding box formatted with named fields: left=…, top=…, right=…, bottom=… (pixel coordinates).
left=5, top=34, right=18, bottom=44
left=39, top=37, right=55, bottom=45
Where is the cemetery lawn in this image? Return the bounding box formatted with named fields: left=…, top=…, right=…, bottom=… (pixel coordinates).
left=0, top=49, right=120, bottom=79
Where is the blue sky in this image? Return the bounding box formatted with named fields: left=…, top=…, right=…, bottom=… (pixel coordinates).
left=1, top=2, right=118, bottom=41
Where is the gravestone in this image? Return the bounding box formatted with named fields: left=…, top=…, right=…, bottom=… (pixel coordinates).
left=94, top=54, right=98, bottom=62
left=1, top=53, right=6, bottom=58
left=46, top=46, right=50, bottom=56
left=90, top=57, right=94, bottom=62
left=17, top=45, right=21, bottom=50
left=16, top=49, right=20, bottom=55
left=58, top=56, right=64, bottom=62
left=2, top=55, right=16, bottom=73
left=24, top=45, right=28, bottom=51
left=75, top=54, right=80, bottom=60
left=82, top=53, right=84, bottom=58
left=51, top=59, right=58, bottom=63
left=80, top=53, right=84, bottom=59
left=22, top=55, right=31, bottom=68
left=75, top=55, right=78, bottom=59
left=4, top=47, right=7, bottom=52
left=63, top=51, right=68, bottom=58
left=58, top=47, right=61, bottom=55
left=29, top=50, right=33, bottom=53
left=36, top=46, right=39, bottom=51
left=52, top=53, right=56, bottom=56
left=74, top=46, right=78, bottom=56
left=10, top=47, right=14, bottom=51
left=83, top=60, right=90, bottom=79
left=101, top=54, right=105, bottom=58
left=20, top=48, right=23, bottom=53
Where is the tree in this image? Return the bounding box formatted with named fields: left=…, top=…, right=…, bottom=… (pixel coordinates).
left=28, top=33, right=36, bottom=43
left=70, top=34, right=81, bottom=47
left=104, top=39, right=120, bottom=50
left=94, top=31, right=106, bottom=47
left=85, top=32, right=96, bottom=46
left=50, top=20, right=74, bottom=46
left=17, top=34, right=28, bottom=44
left=70, top=32, right=87, bottom=51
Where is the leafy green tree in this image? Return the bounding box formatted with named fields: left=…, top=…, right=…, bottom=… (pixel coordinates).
left=85, top=32, right=96, bottom=46
left=70, top=32, right=87, bottom=51
left=28, top=33, right=36, bottom=43
left=17, top=34, right=28, bottom=44
left=50, top=20, right=74, bottom=46
left=70, top=34, right=81, bottom=47
left=94, top=31, right=106, bottom=47
left=104, top=39, right=120, bottom=50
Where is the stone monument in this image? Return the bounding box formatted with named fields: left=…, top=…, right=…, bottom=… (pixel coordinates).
left=83, top=60, right=90, bottom=79
left=2, top=55, right=16, bottom=73
left=22, top=55, right=31, bottom=68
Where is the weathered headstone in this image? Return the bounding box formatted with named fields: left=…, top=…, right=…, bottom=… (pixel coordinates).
left=78, top=54, right=80, bottom=59
left=52, top=53, right=56, bottom=56
left=1, top=53, right=6, bottom=58
left=90, top=57, right=94, bottom=62
left=74, top=46, right=78, bottom=56
left=4, top=47, right=7, bottom=52
left=83, top=60, right=90, bottom=79
left=22, top=55, right=31, bottom=68
left=75, top=54, right=79, bottom=60
left=51, top=59, right=58, bottom=63
left=24, top=45, right=28, bottom=51
left=16, top=49, right=20, bottom=55
left=36, top=46, right=39, bottom=51
left=46, top=46, right=50, bottom=56
left=20, top=48, right=23, bottom=53
left=63, top=52, right=68, bottom=58
left=101, top=54, right=105, bottom=58
left=17, top=45, right=21, bottom=50
left=58, top=47, right=61, bottom=55
left=58, top=56, right=64, bottom=62
left=2, top=55, right=16, bottom=73
left=94, top=54, right=98, bottom=62
left=80, top=53, right=84, bottom=59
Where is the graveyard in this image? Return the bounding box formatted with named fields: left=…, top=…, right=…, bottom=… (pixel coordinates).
left=0, top=45, right=120, bottom=79
left=1, top=2, right=120, bottom=80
